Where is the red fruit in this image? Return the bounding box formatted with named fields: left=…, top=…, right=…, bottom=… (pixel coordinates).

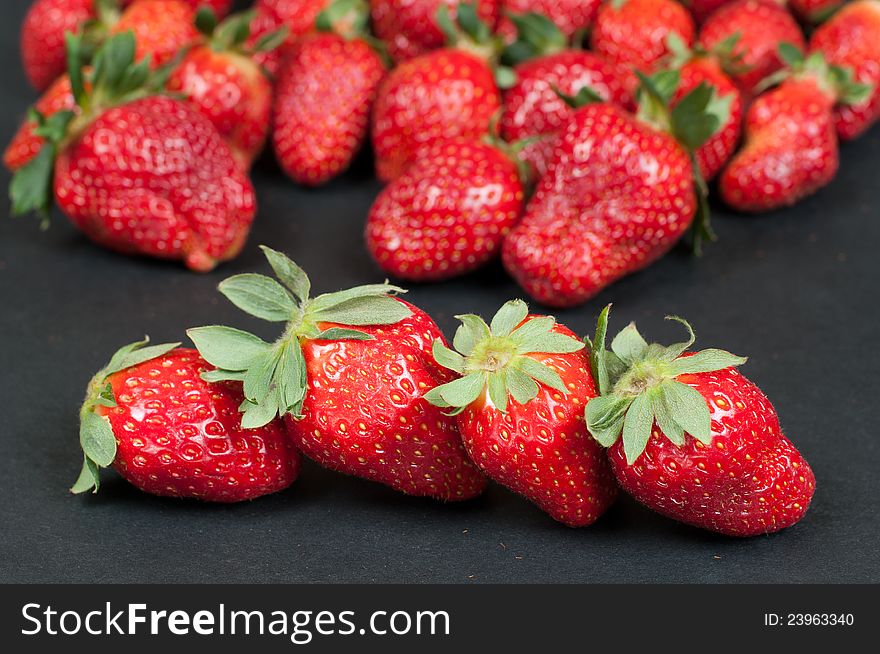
left=590, top=0, right=696, bottom=73
left=188, top=249, right=488, bottom=501
left=675, top=57, right=743, bottom=180
left=371, top=0, right=500, bottom=62
left=366, top=137, right=525, bottom=281
left=500, top=50, right=634, bottom=178
left=720, top=76, right=838, bottom=211
left=810, top=0, right=880, bottom=140
left=585, top=308, right=815, bottom=536
left=272, top=33, right=386, bottom=185
left=426, top=301, right=617, bottom=526
left=496, top=0, right=602, bottom=42
left=372, top=48, right=502, bottom=182
left=20, top=0, right=94, bottom=91
left=699, top=0, right=805, bottom=99
left=789, top=0, right=845, bottom=23
left=683, top=0, right=738, bottom=24
left=249, top=0, right=332, bottom=76
left=73, top=342, right=300, bottom=501
left=111, top=0, right=199, bottom=69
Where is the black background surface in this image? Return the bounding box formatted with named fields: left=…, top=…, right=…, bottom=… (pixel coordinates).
left=1, top=0, right=878, bottom=584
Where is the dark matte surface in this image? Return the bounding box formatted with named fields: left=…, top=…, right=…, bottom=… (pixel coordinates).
left=1, top=0, right=879, bottom=584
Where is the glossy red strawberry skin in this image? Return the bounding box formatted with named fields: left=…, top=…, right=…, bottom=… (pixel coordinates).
left=112, top=0, right=199, bottom=70
left=699, top=0, right=805, bottom=99
left=100, top=348, right=301, bottom=502
left=249, top=0, right=331, bottom=76
left=675, top=57, right=743, bottom=180
left=54, top=96, right=256, bottom=271
left=606, top=361, right=815, bottom=536
left=500, top=50, right=634, bottom=178
left=168, top=45, right=273, bottom=170
left=124, top=0, right=234, bottom=15
left=497, top=0, right=602, bottom=42
left=272, top=33, right=385, bottom=186
left=371, top=0, right=500, bottom=62
left=590, top=0, right=696, bottom=73
left=810, top=0, right=880, bottom=140
left=366, top=138, right=524, bottom=281
left=457, top=321, right=617, bottom=527
left=4, top=74, right=79, bottom=172
left=20, top=0, right=95, bottom=91
left=503, top=103, right=696, bottom=308
left=372, top=48, right=502, bottom=182
left=720, top=77, right=838, bottom=212
left=285, top=300, right=488, bottom=501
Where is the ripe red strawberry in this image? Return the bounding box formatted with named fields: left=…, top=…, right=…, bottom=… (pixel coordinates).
left=496, top=0, right=602, bottom=43
left=72, top=340, right=300, bottom=501
left=425, top=300, right=617, bottom=526
left=502, top=75, right=731, bottom=307
left=111, top=0, right=200, bottom=69
left=10, top=33, right=256, bottom=271
left=248, top=0, right=332, bottom=76
left=272, top=2, right=386, bottom=185
left=585, top=307, right=815, bottom=536
left=188, top=247, right=487, bottom=500
left=371, top=0, right=500, bottom=62
left=167, top=9, right=285, bottom=170
left=371, top=5, right=503, bottom=182
left=810, top=0, right=880, bottom=140
left=366, top=137, right=525, bottom=281
left=20, top=0, right=95, bottom=91
left=720, top=48, right=869, bottom=211
left=683, top=0, right=738, bottom=24
left=789, top=0, right=845, bottom=23
left=590, top=0, right=696, bottom=73
left=699, top=0, right=805, bottom=99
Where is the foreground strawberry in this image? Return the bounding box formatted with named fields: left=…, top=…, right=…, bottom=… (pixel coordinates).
left=366, top=136, right=526, bottom=281
left=496, top=0, right=602, bottom=42
left=699, top=0, right=805, bottom=99
left=371, top=0, right=500, bottom=62
left=585, top=306, right=815, bottom=536
left=371, top=4, right=503, bottom=181
left=720, top=47, right=870, bottom=211
left=168, top=8, right=286, bottom=169
left=503, top=73, right=731, bottom=307
left=10, top=33, right=256, bottom=271
left=188, top=247, right=487, bottom=500
left=810, top=0, right=880, bottom=140
left=72, top=340, right=300, bottom=501
left=590, top=0, right=696, bottom=73
left=426, top=300, right=617, bottom=526
left=272, top=0, right=386, bottom=185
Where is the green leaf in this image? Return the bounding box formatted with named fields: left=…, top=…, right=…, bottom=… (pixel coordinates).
left=659, top=380, right=712, bottom=445
left=259, top=246, right=311, bottom=302
left=308, top=283, right=407, bottom=313
left=187, top=326, right=271, bottom=371
left=778, top=42, right=805, bottom=68
left=428, top=372, right=486, bottom=409
left=506, top=367, right=539, bottom=405
left=435, top=2, right=459, bottom=44
left=652, top=391, right=684, bottom=446
left=658, top=316, right=696, bottom=361
left=452, top=315, right=491, bottom=356
left=516, top=357, right=567, bottom=394
left=589, top=305, right=612, bottom=395
left=242, top=348, right=280, bottom=404
left=621, top=392, right=655, bottom=464
left=253, top=26, right=290, bottom=53
left=504, top=11, right=566, bottom=60
left=649, top=70, right=681, bottom=105
left=584, top=395, right=631, bottom=447
left=671, top=82, right=730, bottom=152
left=32, top=109, right=76, bottom=144
left=487, top=371, right=509, bottom=413
left=70, top=455, right=101, bottom=494
left=10, top=144, right=58, bottom=220
left=310, top=295, right=412, bottom=326
left=201, top=369, right=247, bottom=383
left=489, top=299, right=528, bottom=337
left=65, top=33, right=88, bottom=108
left=433, top=340, right=466, bottom=374
left=508, top=316, right=554, bottom=351
left=312, top=328, right=373, bottom=341
left=668, top=349, right=747, bottom=375
left=455, top=1, right=490, bottom=42
left=94, top=31, right=137, bottom=96
left=79, top=411, right=117, bottom=467
left=611, top=323, right=648, bottom=364
left=278, top=342, right=307, bottom=417
left=195, top=6, right=219, bottom=36
left=214, top=9, right=256, bottom=49
left=240, top=394, right=280, bottom=430
left=553, top=84, right=604, bottom=108
left=219, top=273, right=296, bottom=322
left=104, top=338, right=180, bottom=377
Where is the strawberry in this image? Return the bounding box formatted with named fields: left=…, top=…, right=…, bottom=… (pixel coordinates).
left=496, top=0, right=602, bottom=43
left=699, top=0, right=805, bottom=99
left=167, top=9, right=286, bottom=170
left=502, top=74, right=731, bottom=308
left=810, top=0, right=880, bottom=140
left=271, top=1, right=386, bottom=185
left=10, top=33, right=256, bottom=271
left=187, top=247, right=487, bottom=501
left=585, top=307, right=815, bottom=536
left=683, top=0, right=739, bottom=24
left=789, top=0, right=845, bottom=23
left=365, top=136, right=526, bottom=281
left=590, top=0, right=696, bottom=74
left=248, top=0, right=332, bottom=76
left=20, top=0, right=95, bottom=91
left=425, top=300, right=617, bottom=526
left=72, top=340, right=300, bottom=501
left=720, top=47, right=870, bottom=211
left=111, top=0, right=200, bottom=69
left=371, top=0, right=500, bottom=62
left=371, top=5, right=504, bottom=182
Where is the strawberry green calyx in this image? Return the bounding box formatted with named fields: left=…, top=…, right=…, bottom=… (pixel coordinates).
left=436, top=3, right=513, bottom=88
left=584, top=305, right=746, bottom=465
left=425, top=300, right=585, bottom=415
left=502, top=11, right=567, bottom=67
left=72, top=338, right=181, bottom=494
left=196, top=8, right=288, bottom=55
left=187, top=247, right=413, bottom=429
left=664, top=32, right=748, bottom=78
left=315, top=0, right=390, bottom=65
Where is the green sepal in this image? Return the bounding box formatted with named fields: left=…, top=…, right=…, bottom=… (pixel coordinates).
left=260, top=245, right=310, bottom=302
left=501, top=11, right=566, bottom=67
left=433, top=340, right=466, bottom=374
left=70, top=455, right=102, bottom=494
left=103, top=337, right=182, bottom=377
left=186, top=326, right=271, bottom=372
left=670, top=81, right=732, bottom=152
left=196, top=7, right=220, bottom=37
left=219, top=274, right=297, bottom=323
left=554, top=84, right=604, bottom=109
left=211, top=10, right=257, bottom=51
left=316, top=0, right=369, bottom=39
